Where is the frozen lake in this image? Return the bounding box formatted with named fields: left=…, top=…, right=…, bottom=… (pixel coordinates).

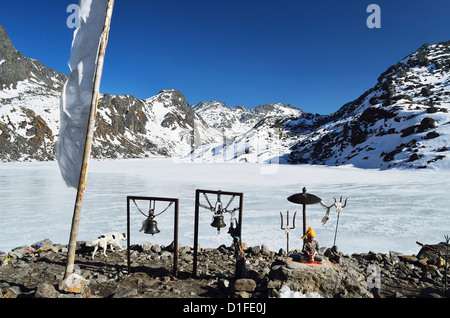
left=1, top=158, right=449, bottom=256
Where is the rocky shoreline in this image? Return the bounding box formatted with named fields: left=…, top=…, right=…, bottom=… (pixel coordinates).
left=0, top=239, right=448, bottom=299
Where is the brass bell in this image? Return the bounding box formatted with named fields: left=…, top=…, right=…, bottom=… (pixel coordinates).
left=140, top=216, right=160, bottom=235
left=211, top=214, right=226, bottom=233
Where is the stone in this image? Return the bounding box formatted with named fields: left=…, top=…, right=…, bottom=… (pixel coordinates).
left=141, top=241, right=152, bottom=252
left=160, top=251, right=172, bottom=259
left=143, top=279, right=160, bottom=289
left=8, top=247, right=33, bottom=259
left=261, top=244, right=271, bottom=256
left=179, top=245, right=192, bottom=254
left=234, top=278, right=257, bottom=292
left=277, top=248, right=287, bottom=256
left=151, top=244, right=161, bottom=254
left=419, top=117, right=437, bottom=130
left=398, top=255, right=418, bottom=263
left=3, top=286, right=20, bottom=298
left=234, top=291, right=251, bottom=298
left=35, top=282, right=59, bottom=298
left=249, top=246, right=261, bottom=255
left=425, top=131, right=440, bottom=140
left=111, top=288, right=139, bottom=298
left=59, top=273, right=90, bottom=294
left=183, top=253, right=194, bottom=263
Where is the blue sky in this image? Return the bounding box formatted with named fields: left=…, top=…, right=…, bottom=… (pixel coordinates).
left=1, top=0, right=450, bottom=114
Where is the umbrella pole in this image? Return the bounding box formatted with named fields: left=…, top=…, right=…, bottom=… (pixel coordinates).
left=302, top=204, right=306, bottom=236
left=302, top=204, right=306, bottom=249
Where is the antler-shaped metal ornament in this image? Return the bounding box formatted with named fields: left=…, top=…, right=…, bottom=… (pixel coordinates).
left=280, top=210, right=296, bottom=253
left=320, top=196, right=348, bottom=225
left=320, top=201, right=336, bottom=225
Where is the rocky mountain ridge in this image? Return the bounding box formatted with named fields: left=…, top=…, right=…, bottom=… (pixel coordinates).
left=1, top=22, right=450, bottom=169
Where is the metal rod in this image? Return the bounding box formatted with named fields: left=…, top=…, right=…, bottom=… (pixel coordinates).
left=280, top=211, right=296, bottom=253
left=173, top=199, right=179, bottom=277
left=127, top=197, right=131, bottom=274
left=445, top=235, right=449, bottom=297
left=280, top=211, right=284, bottom=230
left=237, top=192, right=244, bottom=279
left=333, top=212, right=341, bottom=247
left=302, top=204, right=306, bottom=250
left=64, top=0, right=114, bottom=280
left=128, top=195, right=177, bottom=202
left=286, top=211, right=290, bottom=252
left=302, top=204, right=306, bottom=236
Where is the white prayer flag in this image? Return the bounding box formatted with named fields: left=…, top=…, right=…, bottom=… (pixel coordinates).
left=56, top=0, right=109, bottom=188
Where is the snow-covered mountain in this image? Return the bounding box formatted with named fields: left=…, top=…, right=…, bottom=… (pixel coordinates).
left=0, top=23, right=67, bottom=161
left=284, top=41, right=450, bottom=169
left=189, top=101, right=306, bottom=163
left=0, top=23, right=220, bottom=161
left=92, top=89, right=221, bottom=159
left=1, top=21, right=450, bottom=169
left=187, top=41, right=450, bottom=169
left=193, top=101, right=303, bottom=137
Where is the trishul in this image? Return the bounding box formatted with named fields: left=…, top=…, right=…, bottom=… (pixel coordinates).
left=280, top=210, right=297, bottom=253
left=333, top=196, right=348, bottom=247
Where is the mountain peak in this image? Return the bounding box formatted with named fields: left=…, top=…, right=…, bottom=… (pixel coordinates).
left=158, top=88, right=184, bottom=96
left=0, top=23, right=67, bottom=91
left=0, top=23, right=15, bottom=52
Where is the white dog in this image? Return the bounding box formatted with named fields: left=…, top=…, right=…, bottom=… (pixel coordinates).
left=87, top=232, right=126, bottom=260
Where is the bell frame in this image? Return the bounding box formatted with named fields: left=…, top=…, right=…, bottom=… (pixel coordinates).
left=126, top=196, right=179, bottom=277
left=193, top=189, right=243, bottom=278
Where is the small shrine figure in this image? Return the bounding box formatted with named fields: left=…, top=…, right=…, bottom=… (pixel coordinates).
left=301, top=227, right=322, bottom=263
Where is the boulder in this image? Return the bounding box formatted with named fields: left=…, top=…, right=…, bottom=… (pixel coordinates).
left=419, top=117, right=437, bottom=130
left=234, top=278, right=257, bottom=292
left=59, top=273, right=90, bottom=295
left=35, top=283, right=59, bottom=298
left=261, top=244, right=271, bottom=256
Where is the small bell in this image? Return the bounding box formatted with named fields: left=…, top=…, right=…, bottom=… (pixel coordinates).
left=211, top=214, right=227, bottom=234
left=140, top=216, right=160, bottom=235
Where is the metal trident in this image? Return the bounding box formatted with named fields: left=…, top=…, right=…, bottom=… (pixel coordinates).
left=280, top=210, right=296, bottom=253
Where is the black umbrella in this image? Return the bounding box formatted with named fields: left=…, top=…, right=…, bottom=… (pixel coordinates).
left=287, top=187, right=321, bottom=236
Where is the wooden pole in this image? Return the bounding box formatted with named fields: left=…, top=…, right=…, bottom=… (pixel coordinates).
left=64, top=0, right=115, bottom=279
left=193, top=190, right=200, bottom=278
